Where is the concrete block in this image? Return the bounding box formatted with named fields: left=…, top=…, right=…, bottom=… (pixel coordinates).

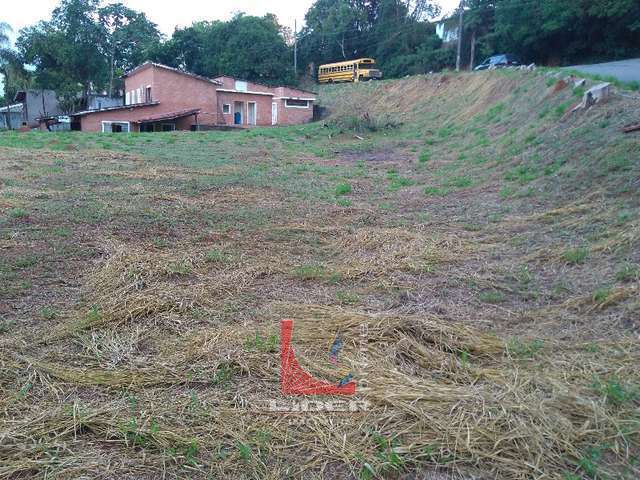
left=580, top=82, right=611, bottom=108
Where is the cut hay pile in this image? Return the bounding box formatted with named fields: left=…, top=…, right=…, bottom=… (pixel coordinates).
left=2, top=300, right=638, bottom=479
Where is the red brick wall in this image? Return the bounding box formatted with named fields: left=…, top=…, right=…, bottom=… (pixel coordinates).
left=149, top=67, right=218, bottom=125
left=217, top=91, right=274, bottom=127
left=124, top=66, right=154, bottom=105
left=214, top=76, right=273, bottom=94
left=275, top=86, right=317, bottom=98
left=80, top=105, right=159, bottom=132
left=276, top=99, right=314, bottom=125
left=273, top=86, right=315, bottom=125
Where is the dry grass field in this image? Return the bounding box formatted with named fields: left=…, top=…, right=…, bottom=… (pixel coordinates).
left=0, top=70, right=639, bottom=479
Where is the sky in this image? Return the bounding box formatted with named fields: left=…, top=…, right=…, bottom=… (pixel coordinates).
left=2, top=0, right=460, bottom=42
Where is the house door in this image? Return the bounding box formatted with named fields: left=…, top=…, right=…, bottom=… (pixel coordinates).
left=233, top=101, right=243, bottom=125
left=271, top=102, right=278, bottom=125
left=248, top=102, right=257, bottom=126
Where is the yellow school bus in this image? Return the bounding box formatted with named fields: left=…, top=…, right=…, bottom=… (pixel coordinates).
left=318, top=58, right=383, bottom=84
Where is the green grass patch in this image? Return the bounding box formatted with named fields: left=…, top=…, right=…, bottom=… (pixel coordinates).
left=505, top=165, right=540, bottom=185
left=205, top=249, right=229, bottom=264
left=387, top=170, right=415, bottom=191
left=335, top=183, right=353, bottom=196
left=562, top=247, right=588, bottom=265
left=8, top=208, right=29, bottom=219
left=479, top=290, right=506, bottom=304
left=615, top=264, right=639, bottom=282
left=424, top=186, right=449, bottom=196
left=446, top=176, right=473, bottom=189
left=592, top=376, right=637, bottom=405
left=592, top=287, right=611, bottom=304
left=508, top=338, right=544, bottom=358
left=13, top=255, right=39, bottom=270
left=293, top=264, right=327, bottom=280
left=486, top=103, right=506, bottom=123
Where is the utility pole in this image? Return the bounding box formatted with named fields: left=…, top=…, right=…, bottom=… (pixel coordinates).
left=469, top=29, right=476, bottom=70
left=455, top=0, right=464, bottom=72
left=294, top=19, right=298, bottom=77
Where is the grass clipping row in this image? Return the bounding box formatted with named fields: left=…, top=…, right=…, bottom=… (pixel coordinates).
left=2, top=302, right=638, bottom=479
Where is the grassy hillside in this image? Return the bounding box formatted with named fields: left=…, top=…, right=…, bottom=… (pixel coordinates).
left=0, top=70, right=638, bottom=479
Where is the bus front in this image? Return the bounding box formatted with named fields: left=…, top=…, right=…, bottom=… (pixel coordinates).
left=356, top=60, right=383, bottom=81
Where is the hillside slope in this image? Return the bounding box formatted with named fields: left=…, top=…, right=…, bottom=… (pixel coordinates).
left=318, top=70, right=639, bottom=339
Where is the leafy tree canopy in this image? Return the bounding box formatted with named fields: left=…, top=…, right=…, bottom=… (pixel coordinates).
left=455, top=0, right=640, bottom=68
left=17, top=0, right=161, bottom=108
left=150, top=13, right=294, bottom=85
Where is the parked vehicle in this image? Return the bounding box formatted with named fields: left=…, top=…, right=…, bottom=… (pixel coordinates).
left=318, top=58, right=383, bottom=84
left=474, top=54, right=521, bottom=71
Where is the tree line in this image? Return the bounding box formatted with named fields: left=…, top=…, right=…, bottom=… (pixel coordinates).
left=453, top=0, right=640, bottom=70
left=2, top=0, right=640, bottom=108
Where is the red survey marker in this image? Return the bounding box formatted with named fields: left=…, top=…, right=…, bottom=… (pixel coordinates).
left=280, top=319, right=357, bottom=396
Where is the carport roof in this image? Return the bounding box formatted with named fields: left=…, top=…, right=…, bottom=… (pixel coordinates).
left=72, top=101, right=160, bottom=117
left=134, top=108, right=201, bottom=124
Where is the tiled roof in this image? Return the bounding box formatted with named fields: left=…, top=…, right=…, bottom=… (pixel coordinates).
left=124, top=62, right=223, bottom=85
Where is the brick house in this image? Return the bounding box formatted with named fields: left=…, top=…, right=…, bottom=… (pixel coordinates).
left=71, top=62, right=316, bottom=132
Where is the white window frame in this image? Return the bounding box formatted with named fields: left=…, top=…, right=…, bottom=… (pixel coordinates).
left=161, top=123, right=176, bottom=132
left=125, top=91, right=131, bottom=105
left=222, top=103, right=231, bottom=114
left=235, top=80, right=248, bottom=92
left=285, top=99, right=311, bottom=109
left=101, top=121, right=131, bottom=133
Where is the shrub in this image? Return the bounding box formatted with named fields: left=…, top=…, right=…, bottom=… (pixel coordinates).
left=332, top=112, right=401, bottom=133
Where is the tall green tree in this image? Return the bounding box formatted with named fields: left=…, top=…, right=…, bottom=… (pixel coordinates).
left=17, top=0, right=161, bottom=110
left=152, top=14, right=294, bottom=85
left=98, top=3, right=162, bottom=95
left=458, top=0, right=640, bottom=66
left=301, top=0, right=368, bottom=63
left=298, top=0, right=445, bottom=78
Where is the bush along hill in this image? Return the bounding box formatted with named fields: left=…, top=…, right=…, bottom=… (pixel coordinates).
left=0, top=69, right=638, bottom=479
